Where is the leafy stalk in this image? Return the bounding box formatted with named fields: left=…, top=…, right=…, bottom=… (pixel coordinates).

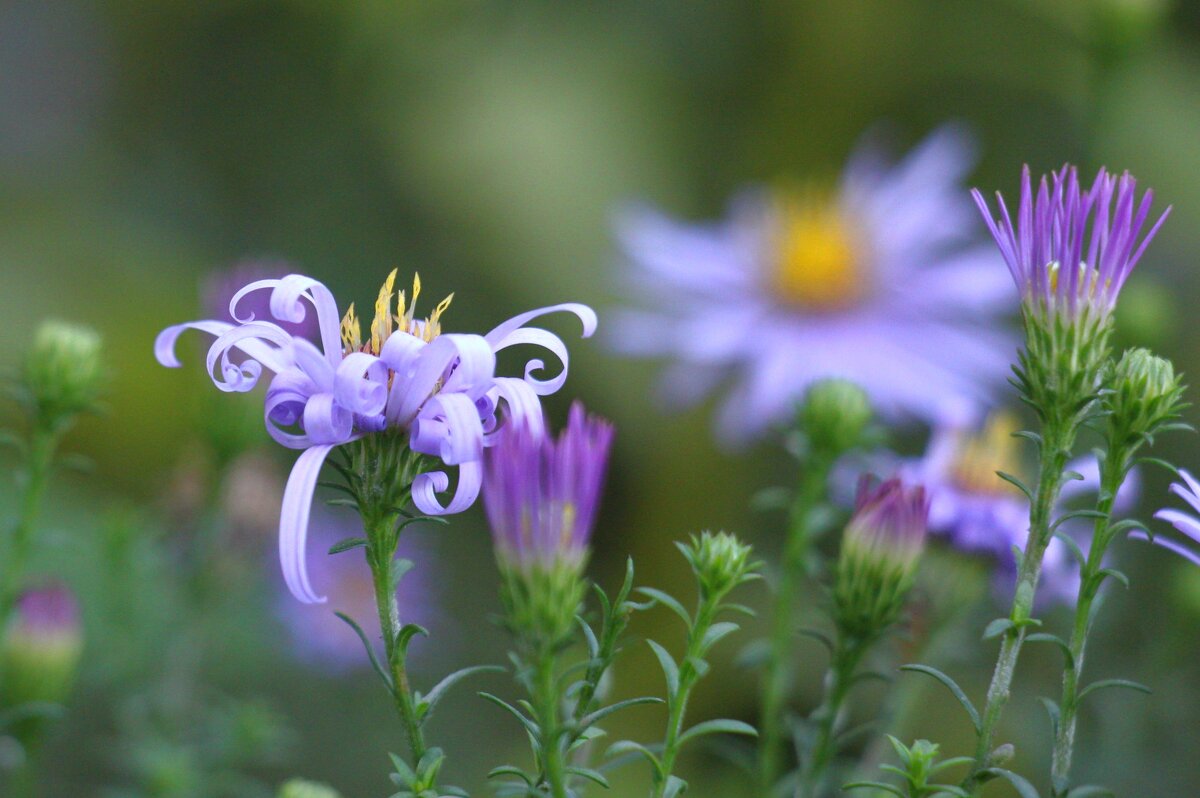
left=795, top=635, right=869, bottom=798
left=759, top=455, right=832, bottom=795
left=0, top=426, right=58, bottom=624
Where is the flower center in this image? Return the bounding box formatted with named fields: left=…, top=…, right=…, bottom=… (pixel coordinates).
left=1045, top=260, right=1108, bottom=303
left=949, top=412, right=1024, bottom=496
left=771, top=192, right=864, bottom=310
left=339, top=270, right=454, bottom=356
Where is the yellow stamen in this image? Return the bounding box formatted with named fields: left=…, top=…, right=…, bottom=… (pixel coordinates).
left=370, top=269, right=398, bottom=354
left=772, top=191, right=862, bottom=310
left=340, top=303, right=362, bottom=353
left=951, top=412, right=1024, bottom=496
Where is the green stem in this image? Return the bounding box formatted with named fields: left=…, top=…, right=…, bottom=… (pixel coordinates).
left=759, top=458, right=831, bottom=795
left=1050, top=449, right=1128, bottom=796
left=796, top=636, right=868, bottom=798
left=367, top=518, right=428, bottom=767
left=964, top=420, right=1073, bottom=795
left=654, top=595, right=720, bottom=798
left=533, top=642, right=569, bottom=798
left=1, top=427, right=58, bottom=624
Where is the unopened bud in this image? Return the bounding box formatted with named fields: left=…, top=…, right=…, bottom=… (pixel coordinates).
left=800, top=379, right=872, bottom=456
left=833, top=477, right=928, bottom=639
left=1, top=584, right=83, bottom=711
left=1107, top=348, right=1185, bottom=440
left=22, top=320, right=104, bottom=428
left=680, top=531, right=756, bottom=601
left=278, top=779, right=342, bottom=798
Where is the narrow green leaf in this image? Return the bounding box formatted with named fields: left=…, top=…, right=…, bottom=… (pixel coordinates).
left=797, top=627, right=835, bottom=654
left=699, top=622, right=740, bottom=653
left=647, top=640, right=680, bottom=699
left=637, top=588, right=692, bottom=629
left=929, top=756, right=975, bottom=776
left=1107, top=518, right=1150, bottom=538
left=1095, top=568, right=1129, bottom=590
left=900, top=665, right=981, bottom=733
left=1137, top=457, right=1180, bottom=476
left=1078, top=679, right=1152, bottom=702
left=663, top=775, right=688, bottom=798
left=1065, top=786, right=1116, bottom=797
left=1026, top=633, right=1075, bottom=670
left=1037, top=696, right=1060, bottom=736
left=487, top=766, right=533, bottom=784
left=334, top=612, right=392, bottom=690
left=982, top=618, right=1015, bottom=640
left=678, top=718, right=758, bottom=748
left=418, top=665, right=504, bottom=721
left=842, top=782, right=906, bottom=797
left=1049, top=509, right=1108, bottom=533
left=479, top=692, right=540, bottom=737
left=1052, top=531, right=1087, bottom=566
left=605, top=739, right=660, bottom=768
left=996, top=471, right=1034, bottom=501
left=983, top=768, right=1040, bottom=798
left=566, top=767, right=610, bottom=788
left=328, top=537, right=368, bottom=555
left=578, top=696, right=663, bottom=730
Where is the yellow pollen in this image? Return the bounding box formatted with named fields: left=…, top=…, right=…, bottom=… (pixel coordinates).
left=341, top=271, right=457, bottom=356
left=560, top=502, right=577, bottom=550
left=772, top=192, right=863, bottom=310
left=950, top=412, right=1024, bottom=496
left=1046, top=261, right=1108, bottom=301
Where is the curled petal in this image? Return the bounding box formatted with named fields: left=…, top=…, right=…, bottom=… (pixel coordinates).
left=335, top=352, right=388, bottom=416
left=495, top=327, right=573, bottom=396
left=487, top=376, right=544, bottom=443
left=205, top=322, right=296, bottom=393
left=280, top=444, right=337, bottom=604
left=412, top=459, right=483, bottom=516
left=290, top=338, right=337, bottom=392
left=1129, top=530, right=1200, bottom=566
left=380, top=330, right=426, bottom=374
left=231, top=275, right=343, bottom=367
left=484, top=302, right=598, bottom=349
left=264, top=385, right=314, bottom=449
left=411, top=392, right=484, bottom=465
left=156, top=319, right=289, bottom=377
left=303, top=393, right=354, bottom=445
left=388, top=335, right=486, bottom=427
left=440, top=334, right=497, bottom=399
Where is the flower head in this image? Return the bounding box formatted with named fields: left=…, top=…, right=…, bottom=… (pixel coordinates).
left=1145, top=469, right=1200, bottom=566
left=23, top=320, right=105, bottom=427
left=680, top=530, right=757, bottom=601
left=157, top=271, right=595, bottom=603
left=1, top=583, right=83, bottom=709
left=972, top=165, right=1169, bottom=322
left=907, top=409, right=1139, bottom=605
left=833, top=476, right=929, bottom=638
left=612, top=126, right=1014, bottom=442
left=1106, top=347, right=1186, bottom=442
left=482, top=402, right=614, bottom=642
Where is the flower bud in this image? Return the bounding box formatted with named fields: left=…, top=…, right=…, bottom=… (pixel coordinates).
left=800, top=379, right=871, bottom=456
left=0, top=584, right=83, bottom=712
left=680, top=531, right=756, bottom=601
left=483, top=403, right=614, bottom=645
left=833, top=477, right=928, bottom=640
left=1106, top=348, right=1185, bottom=441
left=278, top=779, right=342, bottom=798
left=22, top=320, right=104, bottom=428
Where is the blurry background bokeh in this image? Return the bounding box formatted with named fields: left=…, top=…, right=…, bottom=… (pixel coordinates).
left=2, top=1, right=1199, bottom=795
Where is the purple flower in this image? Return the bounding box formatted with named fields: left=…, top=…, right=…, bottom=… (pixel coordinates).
left=1144, top=470, right=1200, bottom=565
left=611, top=126, right=1014, bottom=442
left=157, top=271, right=596, bottom=604
left=275, top=505, right=435, bottom=671
left=906, top=409, right=1139, bottom=604
left=972, top=165, right=1170, bottom=321
left=7, top=583, right=81, bottom=644
left=482, top=402, right=614, bottom=569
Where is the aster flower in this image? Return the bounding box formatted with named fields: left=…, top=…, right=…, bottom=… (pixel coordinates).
left=612, top=126, right=1014, bottom=442
left=972, top=165, right=1170, bottom=322
left=905, top=409, right=1139, bottom=605
left=1144, top=470, right=1200, bottom=565
left=482, top=402, right=614, bottom=642
left=156, top=270, right=595, bottom=603
left=275, top=505, right=435, bottom=672
left=203, top=258, right=321, bottom=341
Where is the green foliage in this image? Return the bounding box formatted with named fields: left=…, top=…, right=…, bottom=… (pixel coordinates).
left=846, top=737, right=974, bottom=798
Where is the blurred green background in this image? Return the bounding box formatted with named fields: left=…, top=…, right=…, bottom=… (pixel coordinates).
left=3, top=1, right=1200, bottom=795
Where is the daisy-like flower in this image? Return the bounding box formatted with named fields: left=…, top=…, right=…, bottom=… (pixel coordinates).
left=612, top=126, right=1014, bottom=442
left=1144, top=470, right=1200, bottom=565
left=972, top=165, right=1170, bottom=323
left=156, top=270, right=595, bottom=603
left=906, top=409, right=1139, bottom=604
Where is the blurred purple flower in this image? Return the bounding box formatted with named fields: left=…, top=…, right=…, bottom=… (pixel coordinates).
left=1143, top=470, right=1200, bottom=565
left=844, top=476, right=929, bottom=570
left=8, top=582, right=80, bottom=643
left=905, top=409, right=1139, bottom=605
left=482, top=402, right=614, bottom=569
left=611, top=126, right=1014, bottom=443
left=157, top=271, right=595, bottom=604
left=276, top=506, right=435, bottom=672
left=972, top=165, right=1169, bottom=321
